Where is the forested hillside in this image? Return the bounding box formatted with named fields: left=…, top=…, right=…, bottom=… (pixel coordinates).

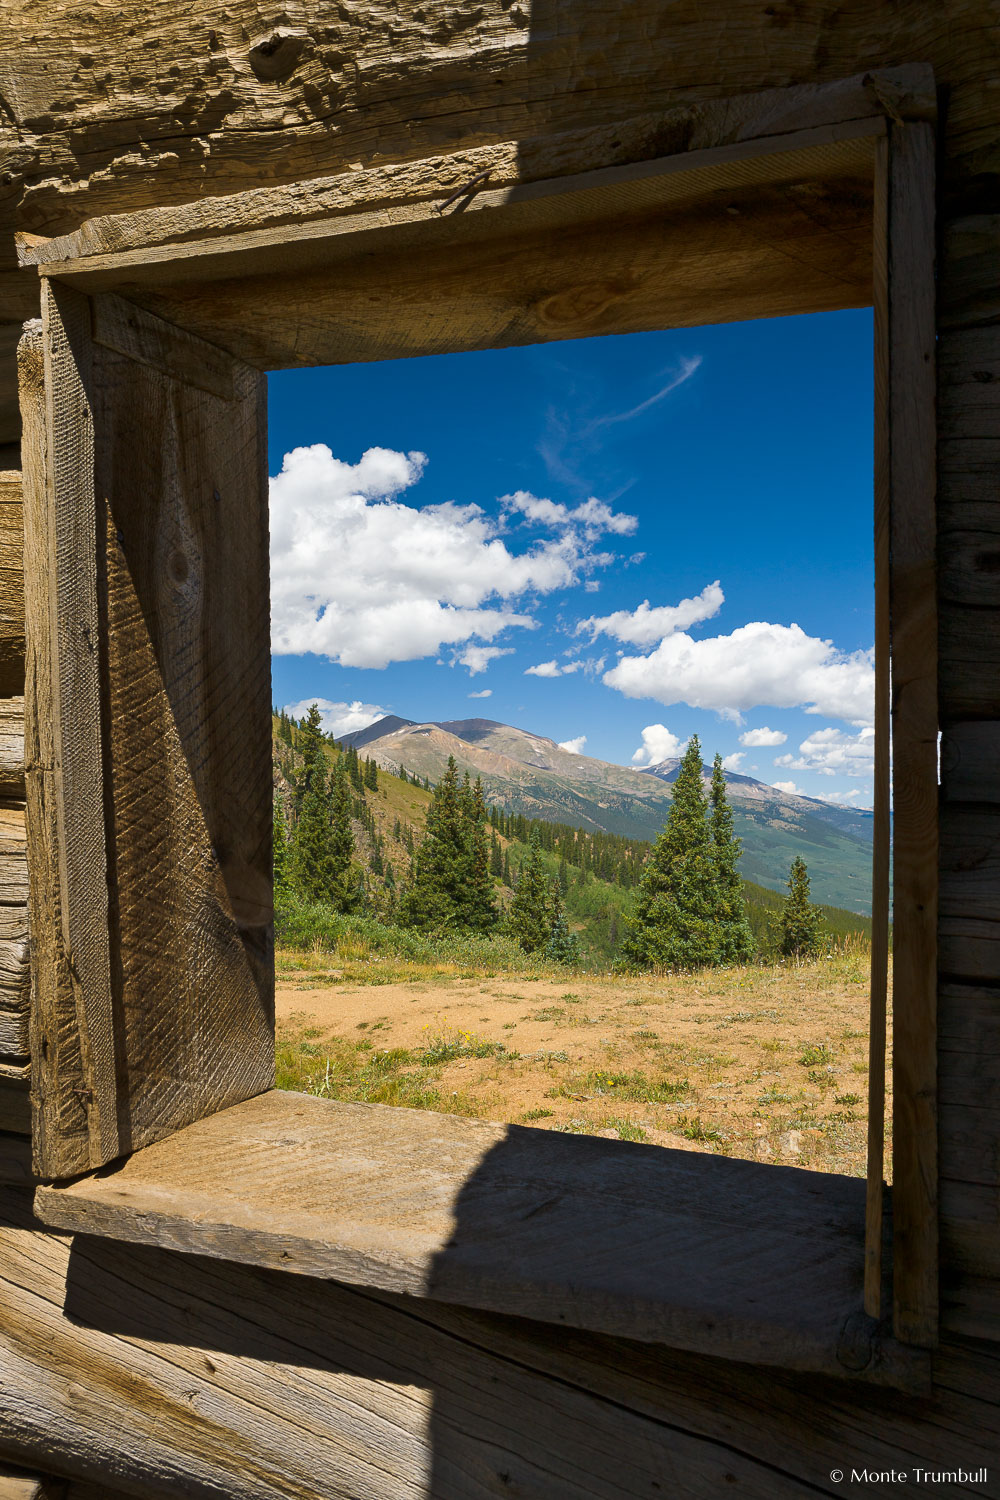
left=272, top=711, right=871, bottom=965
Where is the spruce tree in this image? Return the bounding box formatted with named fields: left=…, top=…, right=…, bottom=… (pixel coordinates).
left=510, top=829, right=551, bottom=953
left=545, top=881, right=581, bottom=964
left=327, top=756, right=357, bottom=907
left=364, top=756, right=379, bottom=792
left=779, top=856, right=825, bottom=958
left=489, top=831, right=503, bottom=879
left=619, top=735, right=724, bottom=970
left=710, top=752, right=755, bottom=964
left=273, top=798, right=290, bottom=894
left=293, top=703, right=328, bottom=814
left=464, top=777, right=498, bottom=931
left=290, top=767, right=339, bottom=904
left=400, top=756, right=470, bottom=930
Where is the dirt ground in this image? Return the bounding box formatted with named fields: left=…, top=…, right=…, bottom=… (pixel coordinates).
left=276, top=945, right=887, bottom=1177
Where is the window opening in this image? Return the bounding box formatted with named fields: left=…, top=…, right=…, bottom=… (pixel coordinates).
left=268, top=312, right=880, bottom=1183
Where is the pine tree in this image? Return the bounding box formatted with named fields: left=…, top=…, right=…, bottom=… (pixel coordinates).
left=502, top=847, right=511, bottom=886
left=464, top=777, right=498, bottom=932
left=710, top=752, right=755, bottom=964
left=364, top=757, right=379, bottom=792
left=779, top=856, right=825, bottom=958
left=400, top=756, right=470, bottom=931
left=490, top=831, right=503, bottom=879
left=619, top=735, right=724, bottom=971
left=325, top=755, right=358, bottom=910
left=545, top=881, right=581, bottom=964
left=273, top=798, right=290, bottom=894
left=293, top=703, right=328, bottom=814
left=510, top=829, right=551, bottom=953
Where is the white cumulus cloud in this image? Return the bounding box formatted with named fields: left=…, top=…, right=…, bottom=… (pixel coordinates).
left=579, top=581, right=724, bottom=647
left=559, top=735, right=587, bottom=755
left=525, top=660, right=563, bottom=678
left=772, top=780, right=803, bottom=796
left=722, top=751, right=746, bottom=771
left=774, top=726, right=876, bottom=777
left=283, top=698, right=388, bottom=739
left=456, top=644, right=515, bottom=676
left=631, top=724, right=684, bottom=766
left=739, top=726, right=788, bottom=748
left=604, top=622, right=874, bottom=725
left=468, top=689, right=493, bottom=699
left=270, top=445, right=628, bottom=670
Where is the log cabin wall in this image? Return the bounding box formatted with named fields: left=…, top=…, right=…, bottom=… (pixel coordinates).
left=0, top=2, right=999, bottom=1494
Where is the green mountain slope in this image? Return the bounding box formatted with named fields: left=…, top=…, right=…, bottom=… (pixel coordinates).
left=340, top=716, right=873, bottom=914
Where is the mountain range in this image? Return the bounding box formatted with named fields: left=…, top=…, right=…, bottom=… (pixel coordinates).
left=339, top=715, right=873, bottom=914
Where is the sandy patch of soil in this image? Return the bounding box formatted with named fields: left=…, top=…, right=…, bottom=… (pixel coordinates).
left=276, top=956, right=887, bottom=1175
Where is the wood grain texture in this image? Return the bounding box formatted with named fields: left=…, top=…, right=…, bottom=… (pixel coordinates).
left=23, top=288, right=116, bottom=1177
left=0, top=1077, right=29, bottom=1135
left=865, top=130, right=890, bottom=1321
left=20, top=67, right=928, bottom=268
left=0, top=1191, right=995, bottom=1500
left=90, top=294, right=274, bottom=1162
left=0, top=1131, right=34, bottom=1186
left=45, top=154, right=875, bottom=374
left=6, top=0, right=994, bottom=242
left=884, top=121, right=939, bottom=1348
left=0, top=476, right=25, bottom=697
left=941, top=723, right=1000, bottom=804
left=0, top=1467, right=64, bottom=1500
left=33, top=1088, right=926, bottom=1388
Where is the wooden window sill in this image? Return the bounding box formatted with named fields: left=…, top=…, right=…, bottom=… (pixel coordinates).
left=34, top=1090, right=928, bottom=1389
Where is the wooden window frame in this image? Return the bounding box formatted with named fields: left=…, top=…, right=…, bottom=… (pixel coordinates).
left=22, top=67, right=939, bottom=1361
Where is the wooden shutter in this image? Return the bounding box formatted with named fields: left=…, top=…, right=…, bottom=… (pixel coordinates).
left=23, top=281, right=274, bottom=1179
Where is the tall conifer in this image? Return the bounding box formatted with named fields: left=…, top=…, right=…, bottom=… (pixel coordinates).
left=510, top=829, right=551, bottom=953
left=710, top=752, right=755, bottom=963
left=620, top=735, right=723, bottom=970
left=779, top=856, right=825, bottom=958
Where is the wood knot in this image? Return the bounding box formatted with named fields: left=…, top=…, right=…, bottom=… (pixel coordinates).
left=248, top=29, right=308, bottom=82
left=534, top=281, right=631, bottom=330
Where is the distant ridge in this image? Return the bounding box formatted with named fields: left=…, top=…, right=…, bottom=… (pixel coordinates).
left=336, top=713, right=873, bottom=913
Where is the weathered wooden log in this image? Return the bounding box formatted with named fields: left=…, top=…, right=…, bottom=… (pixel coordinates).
left=0, top=1132, right=33, bottom=1187
left=0, top=1069, right=30, bottom=1135
left=0, top=1465, right=64, bottom=1499
left=0, top=480, right=24, bottom=698
left=0, top=1190, right=996, bottom=1500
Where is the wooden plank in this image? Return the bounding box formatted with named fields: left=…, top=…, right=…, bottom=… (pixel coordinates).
left=939, top=215, right=1000, bottom=330
left=0, top=1466, right=64, bottom=1499
left=34, top=1089, right=925, bottom=1388
left=20, top=66, right=933, bottom=270
left=91, top=294, right=233, bottom=401
left=41, top=164, right=874, bottom=374
left=938, top=327, right=1000, bottom=439
left=0, top=697, right=25, bottom=797
left=0, top=1192, right=995, bottom=1500
left=25, top=289, right=274, bottom=1177
left=0, top=476, right=25, bottom=698
left=885, top=121, right=939, bottom=1348
left=0, top=1074, right=30, bottom=1135
left=865, top=130, right=891, bottom=1320
left=0, top=1133, right=34, bottom=1186
left=942, top=723, right=1000, bottom=802
left=939, top=604, right=1000, bottom=722
left=22, top=292, right=116, bottom=1178
left=88, top=293, right=274, bottom=1164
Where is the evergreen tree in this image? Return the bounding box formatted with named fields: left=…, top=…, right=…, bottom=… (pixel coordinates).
left=290, top=767, right=339, bottom=903
left=710, top=752, right=755, bottom=964
left=273, top=798, right=290, bottom=894
left=490, top=831, right=503, bottom=879
left=545, top=881, right=581, bottom=964
left=464, top=777, right=498, bottom=932
left=558, top=856, right=570, bottom=895
left=510, top=829, right=551, bottom=953
left=364, top=756, right=379, bottom=792
left=619, top=735, right=725, bottom=971
left=326, top=755, right=359, bottom=910
left=400, top=757, right=472, bottom=931
left=293, top=703, right=328, bottom=813
left=502, top=847, right=511, bottom=886
left=779, top=856, right=825, bottom=958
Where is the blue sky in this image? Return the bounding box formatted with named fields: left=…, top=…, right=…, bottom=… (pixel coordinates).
left=268, top=308, right=875, bottom=806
